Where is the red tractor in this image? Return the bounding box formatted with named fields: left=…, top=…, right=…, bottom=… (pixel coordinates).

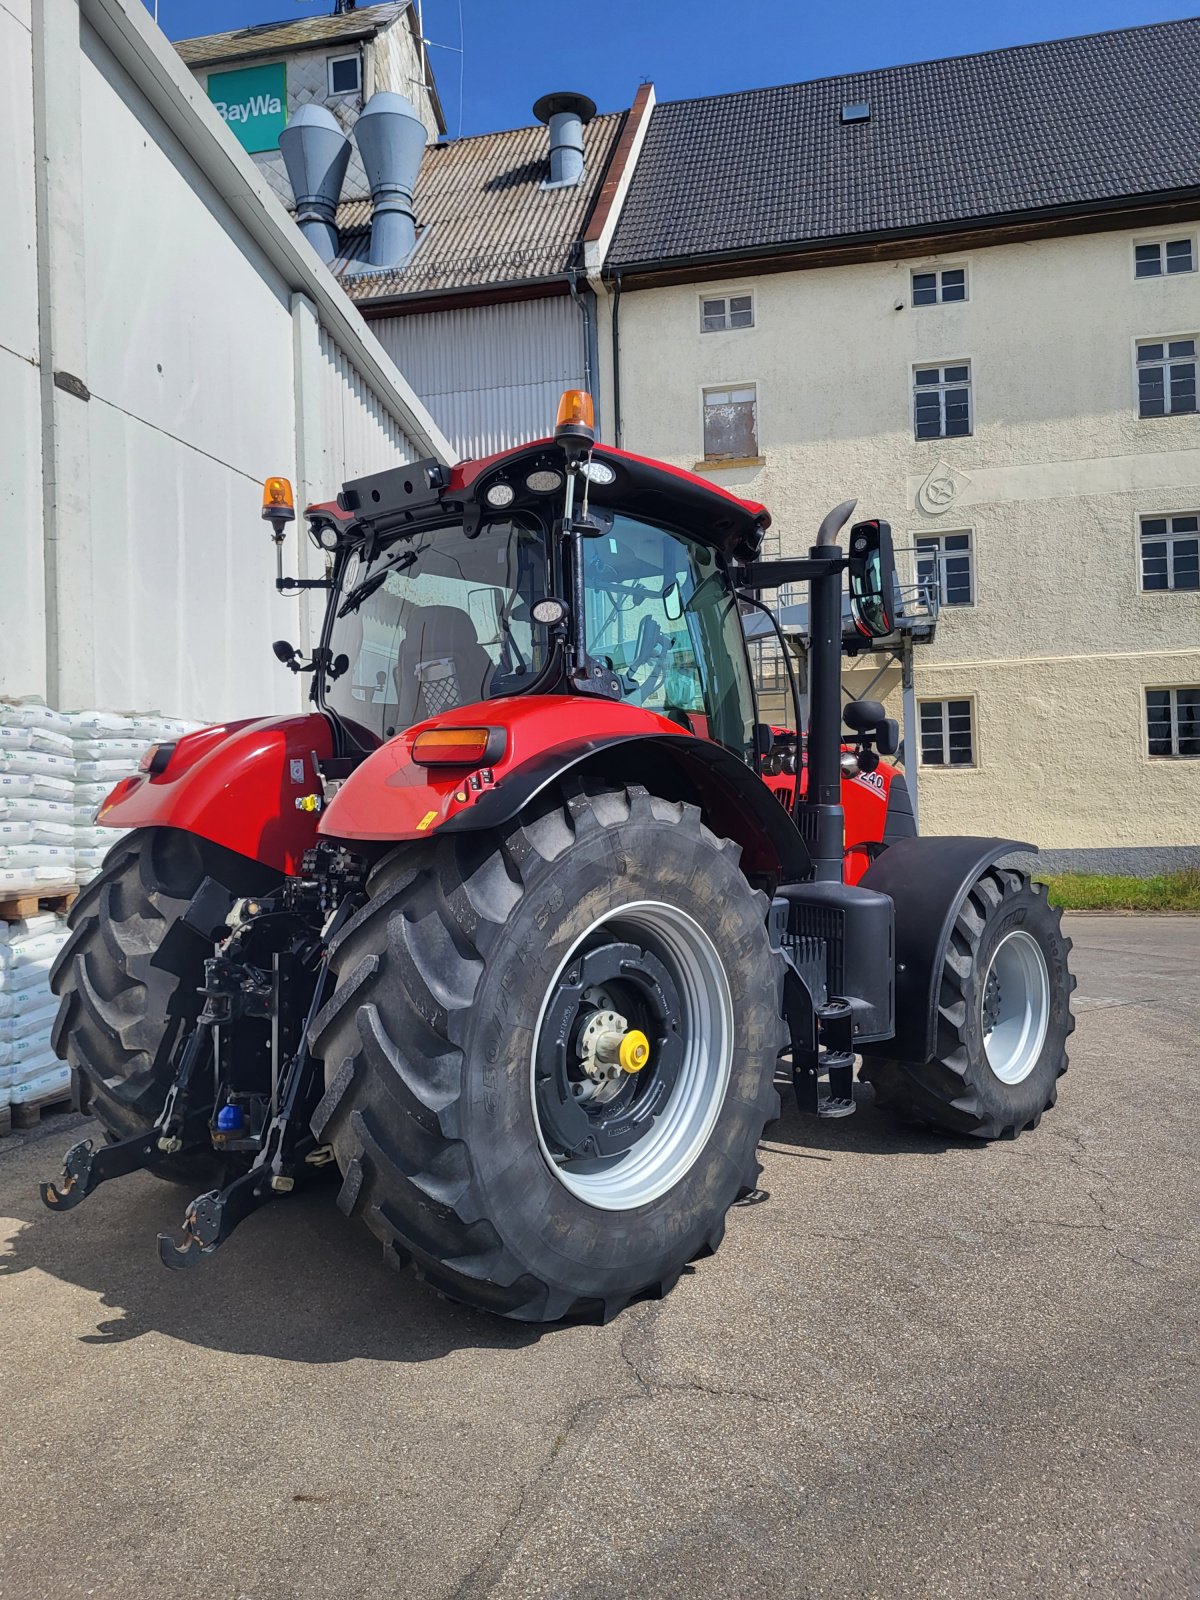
left=42, top=392, right=1074, bottom=1322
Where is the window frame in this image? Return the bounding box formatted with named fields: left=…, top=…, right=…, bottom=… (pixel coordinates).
left=914, top=529, right=975, bottom=608
left=700, top=381, right=761, bottom=465
left=699, top=290, right=755, bottom=334
left=1135, top=334, right=1198, bottom=419
left=327, top=52, right=362, bottom=97
left=1144, top=685, right=1200, bottom=759
left=912, top=361, right=973, bottom=442
left=918, top=696, right=977, bottom=769
left=1133, top=234, right=1196, bottom=280
left=910, top=264, right=969, bottom=307
left=1138, top=511, right=1200, bottom=593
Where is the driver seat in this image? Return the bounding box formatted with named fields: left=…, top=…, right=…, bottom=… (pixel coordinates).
left=391, top=606, right=495, bottom=730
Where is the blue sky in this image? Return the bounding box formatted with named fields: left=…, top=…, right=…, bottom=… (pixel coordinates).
left=159, top=1, right=1199, bottom=137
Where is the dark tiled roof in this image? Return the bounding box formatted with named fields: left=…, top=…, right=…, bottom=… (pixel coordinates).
left=334, top=112, right=625, bottom=298
left=610, top=19, right=1200, bottom=266
left=175, top=3, right=408, bottom=67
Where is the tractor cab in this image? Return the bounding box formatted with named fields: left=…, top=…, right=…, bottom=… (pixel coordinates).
left=294, top=394, right=771, bottom=771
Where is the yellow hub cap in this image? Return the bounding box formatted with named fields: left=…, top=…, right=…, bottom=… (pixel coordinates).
left=619, top=1030, right=651, bottom=1074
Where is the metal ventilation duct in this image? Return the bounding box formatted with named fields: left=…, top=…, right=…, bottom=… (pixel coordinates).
left=533, top=91, right=597, bottom=187
left=354, top=91, right=428, bottom=269
left=279, top=105, right=352, bottom=264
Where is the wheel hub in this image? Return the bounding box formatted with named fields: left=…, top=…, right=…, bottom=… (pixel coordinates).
left=533, top=937, right=683, bottom=1165
left=981, top=929, right=1051, bottom=1085
left=530, top=902, right=735, bottom=1210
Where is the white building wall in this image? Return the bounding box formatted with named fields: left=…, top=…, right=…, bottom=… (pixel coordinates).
left=612, top=226, right=1200, bottom=869
left=373, top=296, right=588, bottom=459
left=0, top=0, right=451, bottom=726
left=0, top=0, right=46, bottom=701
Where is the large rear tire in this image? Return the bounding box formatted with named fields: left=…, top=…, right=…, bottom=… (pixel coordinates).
left=50, top=827, right=277, bottom=1166
left=860, top=867, right=1074, bottom=1139
left=310, top=784, right=785, bottom=1323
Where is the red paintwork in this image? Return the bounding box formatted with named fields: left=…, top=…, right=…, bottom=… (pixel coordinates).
left=319, top=694, right=687, bottom=841
left=446, top=439, right=771, bottom=530
left=94, top=714, right=336, bottom=874
left=762, top=756, right=899, bottom=887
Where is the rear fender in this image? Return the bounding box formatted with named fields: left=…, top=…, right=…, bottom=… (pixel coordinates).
left=319, top=693, right=811, bottom=882
left=857, top=835, right=1034, bottom=1064
left=94, top=714, right=335, bottom=874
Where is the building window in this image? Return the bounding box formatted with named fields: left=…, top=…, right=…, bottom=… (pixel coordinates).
left=914, top=364, right=971, bottom=440
left=920, top=698, right=974, bottom=766
left=1141, top=514, right=1199, bottom=591
left=1137, top=338, right=1197, bottom=417
left=912, top=267, right=967, bottom=306
left=1146, top=687, right=1200, bottom=757
left=702, top=385, right=758, bottom=461
left=916, top=531, right=973, bottom=606
left=328, top=54, right=361, bottom=95
left=1135, top=239, right=1195, bottom=278
left=701, top=294, right=753, bottom=333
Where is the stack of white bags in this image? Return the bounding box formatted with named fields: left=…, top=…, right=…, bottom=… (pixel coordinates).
left=0, top=698, right=202, bottom=1114
left=0, top=913, right=70, bottom=1113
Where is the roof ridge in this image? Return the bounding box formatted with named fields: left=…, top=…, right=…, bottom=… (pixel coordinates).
left=652, top=14, right=1200, bottom=113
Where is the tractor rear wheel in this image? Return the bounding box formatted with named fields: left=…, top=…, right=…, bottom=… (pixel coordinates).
left=50, top=826, right=276, bottom=1173
left=310, top=784, right=784, bottom=1323
left=861, top=867, right=1074, bottom=1139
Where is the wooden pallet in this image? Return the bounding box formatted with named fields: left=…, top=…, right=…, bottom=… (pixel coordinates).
left=0, top=884, right=78, bottom=922
left=0, top=1085, right=74, bottom=1137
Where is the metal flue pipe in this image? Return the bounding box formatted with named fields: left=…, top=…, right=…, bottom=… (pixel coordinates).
left=354, top=92, right=427, bottom=269
left=279, top=105, right=351, bottom=264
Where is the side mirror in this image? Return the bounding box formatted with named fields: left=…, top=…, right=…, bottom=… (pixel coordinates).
left=272, top=639, right=297, bottom=664
left=847, top=520, right=896, bottom=640
left=753, top=723, right=774, bottom=757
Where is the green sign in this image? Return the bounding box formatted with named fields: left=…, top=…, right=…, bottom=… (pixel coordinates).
left=207, top=62, right=287, bottom=154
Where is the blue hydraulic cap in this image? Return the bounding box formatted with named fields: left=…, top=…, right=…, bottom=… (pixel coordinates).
left=216, top=1104, right=245, bottom=1132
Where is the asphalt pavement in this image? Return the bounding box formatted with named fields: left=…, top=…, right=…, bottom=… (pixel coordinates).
left=1, top=915, right=1197, bottom=1600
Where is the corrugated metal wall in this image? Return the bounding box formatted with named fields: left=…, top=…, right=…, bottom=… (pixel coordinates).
left=372, top=296, right=587, bottom=459
left=319, top=329, right=420, bottom=481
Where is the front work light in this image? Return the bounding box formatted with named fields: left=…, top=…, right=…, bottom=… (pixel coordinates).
left=554, top=389, right=595, bottom=453
left=262, top=477, right=295, bottom=523
left=412, top=727, right=506, bottom=767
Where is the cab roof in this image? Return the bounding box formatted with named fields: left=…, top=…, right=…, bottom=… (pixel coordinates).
left=451, top=439, right=771, bottom=562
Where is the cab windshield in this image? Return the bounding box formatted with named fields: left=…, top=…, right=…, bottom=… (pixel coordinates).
left=325, top=517, right=550, bottom=741
left=582, top=514, right=756, bottom=761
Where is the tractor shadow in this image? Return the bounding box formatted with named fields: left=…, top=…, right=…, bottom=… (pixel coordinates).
left=0, top=1116, right=545, bottom=1365
left=2, top=1086, right=965, bottom=1364
left=765, top=1071, right=968, bottom=1159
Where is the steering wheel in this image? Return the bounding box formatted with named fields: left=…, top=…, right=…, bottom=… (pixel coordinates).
left=627, top=615, right=671, bottom=702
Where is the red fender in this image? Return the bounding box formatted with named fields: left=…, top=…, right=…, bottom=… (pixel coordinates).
left=94, top=714, right=335, bottom=874
left=319, top=695, right=688, bottom=842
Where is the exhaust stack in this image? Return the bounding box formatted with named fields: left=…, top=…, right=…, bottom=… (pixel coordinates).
left=354, top=91, right=428, bottom=269
left=279, top=105, right=352, bottom=264
left=533, top=91, right=597, bottom=187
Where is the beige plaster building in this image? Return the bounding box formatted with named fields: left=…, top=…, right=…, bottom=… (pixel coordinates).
left=597, top=21, right=1200, bottom=873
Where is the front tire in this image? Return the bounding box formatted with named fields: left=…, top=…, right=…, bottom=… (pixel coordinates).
left=310, top=784, right=785, bottom=1323
left=861, top=867, right=1075, bottom=1139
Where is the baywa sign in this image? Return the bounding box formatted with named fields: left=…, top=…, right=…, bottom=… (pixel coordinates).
left=207, top=62, right=287, bottom=154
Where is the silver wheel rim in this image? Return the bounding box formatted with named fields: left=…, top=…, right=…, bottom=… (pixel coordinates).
left=981, top=929, right=1050, bottom=1085
left=530, top=900, right=734, bottom=1210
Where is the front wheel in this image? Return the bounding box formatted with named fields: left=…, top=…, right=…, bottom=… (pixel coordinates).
left=861, top=867, right=1075, bottom=1139
left=310, top=784, right=785, bottom=1323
